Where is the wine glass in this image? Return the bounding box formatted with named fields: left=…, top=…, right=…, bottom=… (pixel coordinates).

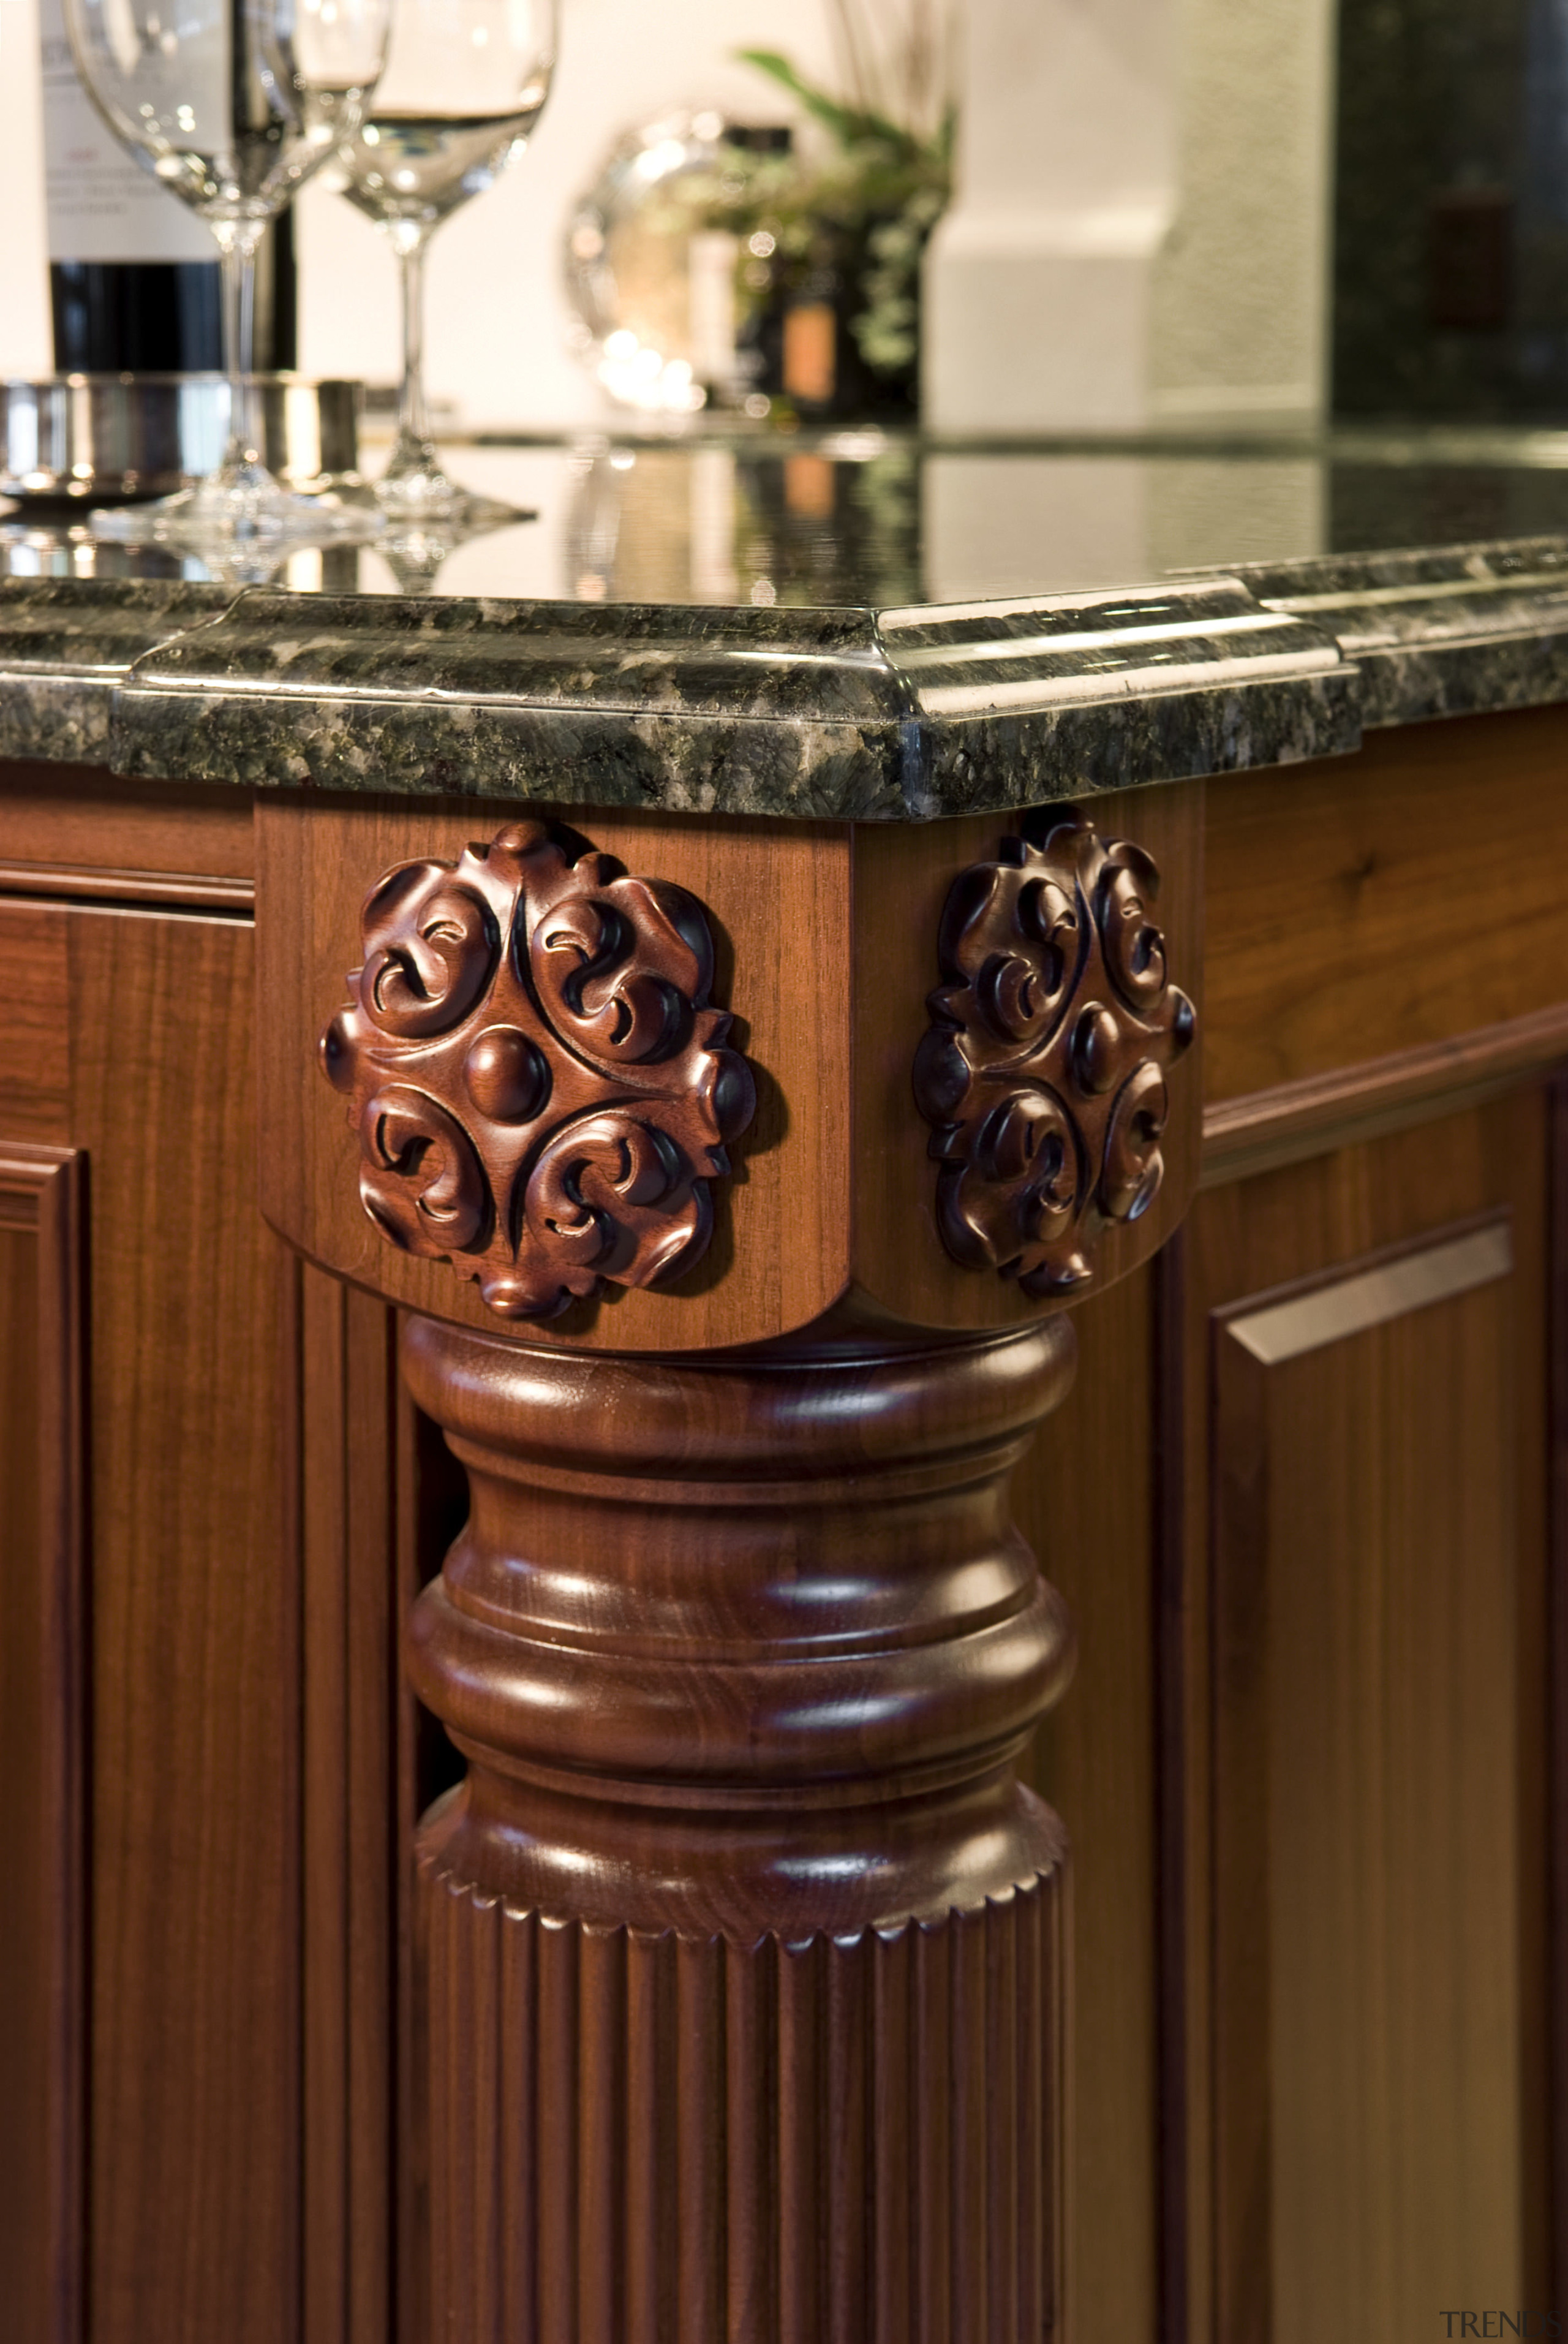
left=335, top=0, right=557, bottom=523
left=64, top=0, right=390, bottom=547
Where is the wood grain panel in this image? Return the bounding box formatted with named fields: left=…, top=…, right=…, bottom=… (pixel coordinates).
left=1020, top=1259, right=1159, bottom=2344
left=298, top=1266, right=402, bottom=2344
left=65, top=907, right=301, bottom=2344
left=1204, top=705, right=1568, bottom=1103
left=394, top=1377, right=468, bottom=2344
left=0, top=902, right=72, bottom=1143
left=1217, top=1227, right=1522, bottom=2343
left=0, top=763, right=254, bottom=881
left=255, top=794, right=852, bottom=1352
left=0, top=1145, right=85, bottom=2344
left=1169, top=1094, right=1553, bottom=2344
left=1552, top=1080, right=1568, bottom=2316
left=289, top=1262, right=466, bottom=2344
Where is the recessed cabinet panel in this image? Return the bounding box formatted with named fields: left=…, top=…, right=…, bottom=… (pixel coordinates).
left=65, top=910, right=301, bottom=2344
left=0, top=1206, right=55, bottom=2344
left=1216, top=1233, right=1523, bottom=2342
left=0, top=1151, right=85, bottom=2344
left=1181, top=1095, right=1552, bottom=2344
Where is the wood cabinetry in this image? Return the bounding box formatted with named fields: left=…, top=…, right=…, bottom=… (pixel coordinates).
left=1028, top=710, right=1568, bottom=2344
left=1, top=709, right=1564, bottom=2340
left=1173, top=1103, right=1553, bottom=2344
left=0, top=852, right=299, bottom=2343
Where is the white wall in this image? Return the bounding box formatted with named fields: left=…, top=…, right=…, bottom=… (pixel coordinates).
left=1150, top=0, right=1338, bottom=428
left=0, top=0, right=54, bottom=377
left=0, top=0, right=839, bottom=423
left=297, top=0, right=840, bottom=429
left=924, top=0, right=1340, bottom=436
left=924, top=0, right=1178, bottom=434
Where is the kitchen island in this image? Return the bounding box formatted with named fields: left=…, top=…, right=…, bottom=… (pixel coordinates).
left=1, top=429, right=1564, bottom=2344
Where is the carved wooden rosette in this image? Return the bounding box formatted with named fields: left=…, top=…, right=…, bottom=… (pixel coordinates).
left=404, top=1314, right=1076, bottom=2343
left=914, top=806, right=1196, bottom=1298
left=320, top=820, right=754, bottom=1319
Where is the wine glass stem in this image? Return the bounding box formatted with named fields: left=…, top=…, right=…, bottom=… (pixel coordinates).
left=393, top=235, right=436, bottom=472
left=216, top=222, right=267, bottom=469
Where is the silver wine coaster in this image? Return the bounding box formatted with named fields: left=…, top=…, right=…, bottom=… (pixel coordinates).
left=0, top=374, right=363, bottom=502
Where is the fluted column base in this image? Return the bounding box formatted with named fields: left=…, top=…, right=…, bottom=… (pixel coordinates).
left=420, top=1789, right=1066, bottom=2344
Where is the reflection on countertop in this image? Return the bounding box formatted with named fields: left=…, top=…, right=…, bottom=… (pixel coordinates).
left=7, top=425, right=1568, bottom=608
left=8, top=428, right=1568, bottom=817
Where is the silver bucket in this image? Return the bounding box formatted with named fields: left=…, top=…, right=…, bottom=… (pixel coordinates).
left=0, top=374, right=363, bottom=501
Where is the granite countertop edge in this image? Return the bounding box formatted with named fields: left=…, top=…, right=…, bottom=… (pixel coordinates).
left=0, top=536, right=1563, bottom=818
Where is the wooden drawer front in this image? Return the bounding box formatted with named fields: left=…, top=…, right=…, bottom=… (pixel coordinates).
left=0, top=765, right=252, bottom=901
left=1205, top=705, right=1568, bottom=1103
left=0, top=903, right=71, bottom=1144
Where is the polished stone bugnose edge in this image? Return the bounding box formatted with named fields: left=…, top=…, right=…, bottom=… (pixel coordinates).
left=2, top=534, right=1568, bottom=816
left=0, top=577, right=231, bottom=766
left=1216, top=536, right=1568, bottom=730
left=103, top=580, right=1355, bottom=819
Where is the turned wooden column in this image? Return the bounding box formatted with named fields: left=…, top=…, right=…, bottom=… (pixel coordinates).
left=405, top=1313, right=1074, bottom=2340
left=255, top=781, right=1202, bottom=2343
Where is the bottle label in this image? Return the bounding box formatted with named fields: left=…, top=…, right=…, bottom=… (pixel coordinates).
left=783, top=304, right=837, bottom=407
left=40, top=0, right=214, bottom=264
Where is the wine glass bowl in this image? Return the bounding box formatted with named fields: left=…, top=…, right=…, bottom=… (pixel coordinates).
left=69, top=0, right=385, bottom=222
left=341, top=111, right=551, bottom=246
left=334, top=0, right=558, bottom=523
left=64, top=0, right=390, bottom=545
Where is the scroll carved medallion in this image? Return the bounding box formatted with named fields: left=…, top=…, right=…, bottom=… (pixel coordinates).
left=321, top=820, right=755, bottom=1319
left=913, top=805, right=1195, bottom=1298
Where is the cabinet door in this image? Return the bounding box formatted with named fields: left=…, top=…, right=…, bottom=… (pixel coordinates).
left=1166, top=1088, right=1556, bottom=2344
left=0, top=1134, right=84, bottom=2344
left=0, top=887, right=305, bottom=2344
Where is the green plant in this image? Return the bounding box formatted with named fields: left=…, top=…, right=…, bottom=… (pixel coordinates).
left=735, top=33, right=954, bottom=392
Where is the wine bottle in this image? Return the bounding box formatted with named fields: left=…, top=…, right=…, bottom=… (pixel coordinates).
left=40, top=0, right=295, bottom=374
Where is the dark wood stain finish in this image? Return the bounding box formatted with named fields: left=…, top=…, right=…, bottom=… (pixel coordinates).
left=854, top=781, right=1205, bottom=1335
left=5, top=696, right=1567, bottom=2344
left=0, top=850, right=327, bottom=2344
left=0, top=903, right=73, bottom=1143
left=1549, top=1076, right=1568, bottom=2316
left=69, top=906, right=303, bottom=2344
left=0, top=1143, right=85, bottom=2344
left=0, top=763, right=255, bottom=883
left=1164, top=1103, right=1554, bottom=2344
left=256, top=795, right=856, bottom=1351
left=1202, top=1000, right=1568, bottom=1187
left=296, top=1266, right=401, bottom=2344
left=290, top=1274, right=464, bottom=2344
left=249, top=777, right=1206, bottom=2342
left=914, top=807, right=1194, bottom=1299
left=1022, top=1261, right=1162, bottom=2344
left=319, top=819, right=755, bottom=1321
left=1204, top=703, right=1568, bottom=1102
left=404, top=1311, right=1076, bottom=2342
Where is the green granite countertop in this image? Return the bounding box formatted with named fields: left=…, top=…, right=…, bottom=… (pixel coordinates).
left=4, top=426, right=1568, bottom=818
